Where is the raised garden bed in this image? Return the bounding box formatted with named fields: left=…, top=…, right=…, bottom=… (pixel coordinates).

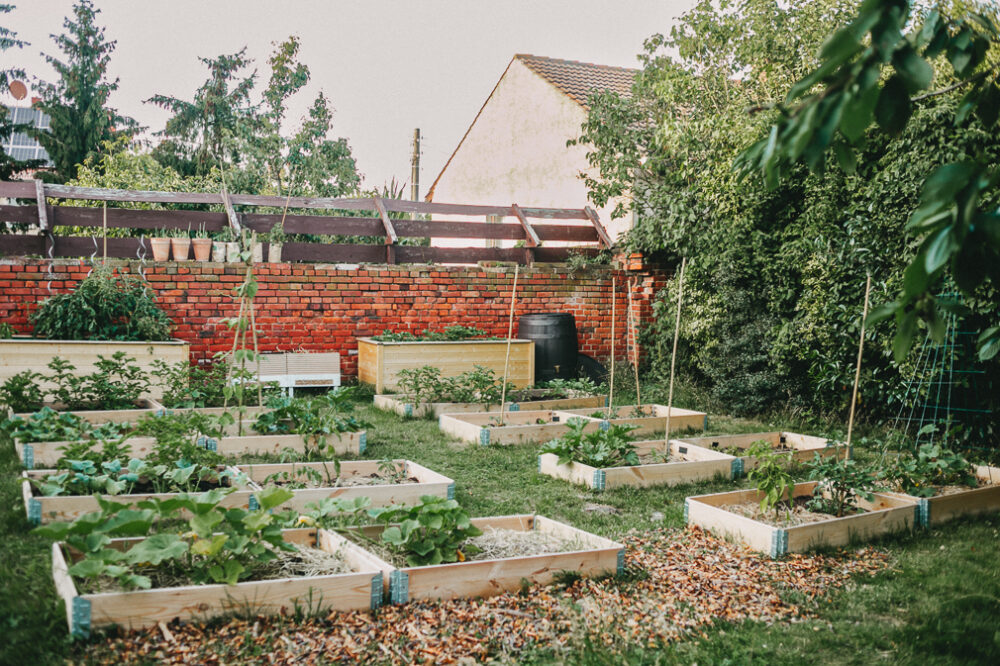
left=329, top=514, right=623, bottom=603
left=199, top=430, right=367, bottom=458
left=560, top=404, right=708, bottom=437
left=0, top=337, right=188, bottom=401
left=143, top=401, right=269, bottom=420
left=15, top=436, right=157, bottom=469
left=52, top=528, right=383, bottom=636
left=539, top=439, right=738, bottom=490
left=357, top=337, right=534, bottom=394
left=438, top=410, right=602, bottom=446
left=23, top=459, right=453, bottom=524
left=674, top=431, right=845, bottom=476
left=882, top=464, right=1000, bottom=527
left=685, top=481, right=918, bottom=558
left=13, top=402, right=159, bottom=425
left=373, top=391, right=607, bottom=418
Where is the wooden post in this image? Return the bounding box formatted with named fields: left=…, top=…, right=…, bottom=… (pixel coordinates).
left=34, top=179, right=48, bottom=232
left=627, top=278, right=641, bottom=407
left=511, top=204, right=540, bottom=265
left=845, top=274, right=872, bottom=455
left=498, top=264, right=520, bottom=424
left=373, top=197, right=398, bottom=264
left=664, top=258, right=686, bottom=449
left=608, top=277, right=616, bottom=418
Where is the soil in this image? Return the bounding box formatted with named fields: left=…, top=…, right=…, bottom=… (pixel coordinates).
left=268, top=472, right=419, bottom=489
left=636, top=451, right=696, bottom=465
left=928, top=477, right=994, bottom=496
left=721, top=496, right=862, bottom=527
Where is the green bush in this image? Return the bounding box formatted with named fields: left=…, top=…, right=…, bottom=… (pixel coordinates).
left=30, top=266, right=172, bottom=341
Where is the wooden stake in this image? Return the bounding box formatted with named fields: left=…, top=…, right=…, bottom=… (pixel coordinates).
left=102, top=202, right=107, bottom=264
left=498, top=264, right=520, bottom=424
left=627, top=278, right=641, bottom=407
left=664, top=258, right=686, bottom=449
left=845, top=274, right=872, bottom=455
left=608, top=277, right=616, bottom=418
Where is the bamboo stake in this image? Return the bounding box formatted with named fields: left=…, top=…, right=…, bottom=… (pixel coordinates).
left=627, top=278, right=641, bottom=407
left=102, top=202, right=107, bottom=264
left=845, top=274, right=872, bottom=456
left=664, top=258, right=687, bottom=450
left=607, top=277, right=616, bottom=418
left=498, top=264, right=520, bottom=425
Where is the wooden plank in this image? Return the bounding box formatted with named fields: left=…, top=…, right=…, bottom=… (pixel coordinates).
left=34, top=180, right=48, bottom=231
left=583, top=206, right=613, bottom=247
left=0, top=180, right=37, bottom=198
left=560, top=404, right=706, bottom=437
left=210, top=431, right=364, bottom=458
left=16, top=437, right=158, bottom=469
left=0, top=204, right=40, bottom=224
left=221, top=188, right=241, bottom=232
left=439, top=410, right=602, bottom=446
left=373, top=393, right=607, bottom=418
left=243, top=213, right=384, bottom=236
left=372, top=197, right=398, bottom=244
left=33, top=183, right=224, bottom=205
left=0, top=233, right=44, bottom=255
left=13, top=403, right=158, bottom=424
left=510, top=204, right=540, bottom=247
left=279, top=242, right=385, bottom=264
left=48, top=206, right=227, bottom=231
left=394, top=245, right=525, bottom=264
left=228, top=194, right=377, bottom=211
left=51, top=542, right=79, bottom=633
left=363, top=338, right=534, bottom=391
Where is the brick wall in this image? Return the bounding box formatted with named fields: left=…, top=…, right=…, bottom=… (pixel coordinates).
left=0, top=259, right=667, bottom=378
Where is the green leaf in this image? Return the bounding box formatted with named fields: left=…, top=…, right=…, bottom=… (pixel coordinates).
left=894, top=311, right=918, bottom=363
left=68, top=558, right=107, bottom=578
left=875, top=76, right=912, bottom=135
left=832, top=142, right=856, bottom=174
left=841, top=80, right=879, bottom=141
left=125, top=534, right=189, bottom=565
left=190, top=533, right=228, bottom=557
left=974, top=83, right=1000, bottom=128
left=923, top=226, right=959, bottom=273
left=190, top=509, right=224, bottom=536
left=902, top=254, right=930, bottom=299
left=866, top=302, right=900, bottom=326
left=978, top=327, right=1000, bottom=361
left=255, top=486, right=293, bottom=511
left=892, top=45, right=933, bottom=92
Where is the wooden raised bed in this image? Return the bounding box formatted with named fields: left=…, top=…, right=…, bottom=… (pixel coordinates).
left=560, top=404, right=708, bottom=437
left=685, top=481, right=918, bottom=558
left=329, top=514, right=623, bottom=604
left=373, top=392, right=607, bottom=418
left=0, top=337, right=188, bottom=401
left=13, top=401, right=160, bottom=425
left=357, top=337, right=534, bottom=394
left=15, top=436, right=158, bottom=469
left=438, top=410, right=602, bottom=446
left=199, top=430, right=367, bottom=458
left=882, top=464, right=1000, bottom=527
left=143, top=400, right=269, bottom=420
left=539, top=439, right=738, bottom=490
left=23, top=459, right=453, bottom=524
left=52, top=528, right=383, bottom=637
left=674, top=431, right=846, bottom=476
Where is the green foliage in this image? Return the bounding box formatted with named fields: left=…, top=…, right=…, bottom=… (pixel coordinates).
left=806, top=454, right=878, bottom=517
left=0, top=407, right=92, bottom=443
left=150, top=358, right=230, bottom=408
left=374, top=496, right=483, bottom=567
left=30, top=267, right=172, bottom=342
left=0, top=371, right=45, bottom=412
left=746, top=440, right=794, bottom=517
left=0, top=5, right=43, bottom=180
left=540, top=419, right=639, bottom=468
left=253, top=389, right=362, bottom=459
left=373, top=326, right=494, bottom=342
left=31, top=458, right=241, bottom=497
left=882, top=442, right=977, bottom=497
left=735, top=1, right=1000, bottom=362
left=33, top=487, right=295, bottom=590
left=396, top=365, right=502, bottom=407
left=30, top=0, right=140, bottom=182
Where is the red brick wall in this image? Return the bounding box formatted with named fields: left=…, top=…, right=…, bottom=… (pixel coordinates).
left=0, top=259, right=667, bottom=378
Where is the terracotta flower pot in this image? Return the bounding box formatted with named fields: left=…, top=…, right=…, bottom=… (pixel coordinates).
left=171, top=237, right=191, bottom=261
left=211, top=242, right=227, bottom=262
left=268, top=242, right=282, bottom=262
left=191, top=238, right=212, bottom=261
left=150, top=237, right=171, bottom=262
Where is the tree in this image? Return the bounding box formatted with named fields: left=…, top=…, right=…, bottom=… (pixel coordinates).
left=0, top=3, right=42, bottom=179
left=31, top=0, right=139, bottom=182
left=736, top=0, right=1000, bottom=361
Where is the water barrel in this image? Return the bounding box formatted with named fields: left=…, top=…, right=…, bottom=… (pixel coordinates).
left=518, top=313, right=578, bottom=382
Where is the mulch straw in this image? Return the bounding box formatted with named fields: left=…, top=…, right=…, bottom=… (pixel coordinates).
left=82, top=526, right=889, bottom=664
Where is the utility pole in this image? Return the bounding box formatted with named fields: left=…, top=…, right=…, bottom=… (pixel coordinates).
left=410, top=128, right=421, bottom=220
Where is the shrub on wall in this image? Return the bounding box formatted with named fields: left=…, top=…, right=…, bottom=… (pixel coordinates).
left=30, top=266, right=172, bottom=341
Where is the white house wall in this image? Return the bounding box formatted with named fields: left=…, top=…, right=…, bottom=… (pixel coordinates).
left=429, top=59, right=628, bottom=247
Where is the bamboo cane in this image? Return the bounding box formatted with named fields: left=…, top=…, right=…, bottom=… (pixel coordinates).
left=664, top=258, right=687, bottom=450
left=608, top=277, right=616, bottom=418
left=845, top=274, right=872, bottom=456
left=102, top=202, right=107, bottom=265
left=498, top=264, right=520, bottom=425
left=627, top=278, right=641, bottom=407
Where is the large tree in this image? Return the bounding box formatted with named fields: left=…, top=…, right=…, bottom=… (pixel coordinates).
left=0, top=3, right=42, bottom=179
left=31, top=0, right=139, bottom=182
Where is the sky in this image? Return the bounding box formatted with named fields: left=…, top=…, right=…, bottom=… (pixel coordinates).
left=4, top=0, right=696, bottom=194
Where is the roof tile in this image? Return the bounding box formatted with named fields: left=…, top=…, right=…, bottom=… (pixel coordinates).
left=515, top=54, right=637, bottom=108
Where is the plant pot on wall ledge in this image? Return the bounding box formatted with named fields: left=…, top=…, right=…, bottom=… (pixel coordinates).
left=211, top=241, right=226, bottom=262
left=191, top=238, right=212, bottom=261
left=171, top=237, right=190, bottom=261
left=225, top=242, right=240, bottom=262
left=149, top=237, right=171, bottom=261
left=268, top=242, right=282, bottom=262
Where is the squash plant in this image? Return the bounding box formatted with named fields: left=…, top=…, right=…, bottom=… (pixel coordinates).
left=370, top=496, right=483, bottom=567
left=881, top=443, right=977, bottom=498
left=0, top=407, right=127, bottom=444
left=34, top=487, right=295, bottom=590
left=31, top=459, right=243, bottom=497
left=540, top=419, right=639, bottom=468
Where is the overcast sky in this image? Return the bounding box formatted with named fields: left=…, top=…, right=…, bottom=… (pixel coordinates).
left=4, top=1, right=695, bottom=195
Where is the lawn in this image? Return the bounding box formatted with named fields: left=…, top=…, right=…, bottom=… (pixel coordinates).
left=1, top=394, right=997, bottom=664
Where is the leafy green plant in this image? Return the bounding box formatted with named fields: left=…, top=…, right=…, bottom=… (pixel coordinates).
left=0, top=407, right=114, bottom=443
left=540, top=419, right=639, bottom=468
left=396, top=366, right=448, bottom=404
left=150, top=358, right=231, bottom=408
left=0, top=370, right=46, bottom=412
left=0, top=322, right=16, bottom=338
left=373, top=495, right=483, bottom=567
left=253, top=389, right=362, bottom=459
left=44, top=353, right=148, bottom=410
left=34, top=486, right=295, bottom=590
left=882, top=443, right=977, bottom=498
left=30, top=266, right=172, bottom=341
left=377, top=459, right=408, bottom=485
left=806, top=454, right=878, bottom=518
left=746, top=440, right=794, bottom=519
left=31, top=459, right=242, bottom=497
left=372, top=326, right=497, bottom=342
left=396, top=365, right=501, bottom=407
left=57, top=433, right=132, bottom=467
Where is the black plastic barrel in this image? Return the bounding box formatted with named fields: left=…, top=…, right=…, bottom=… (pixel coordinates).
left=518, top=313, right=578, bottom=382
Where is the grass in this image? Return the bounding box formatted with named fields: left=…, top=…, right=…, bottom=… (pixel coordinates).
left=1, top=393, right=998, bottom=664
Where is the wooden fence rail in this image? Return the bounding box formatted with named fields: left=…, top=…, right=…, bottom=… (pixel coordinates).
left=0, top=181, right=610, bottom=265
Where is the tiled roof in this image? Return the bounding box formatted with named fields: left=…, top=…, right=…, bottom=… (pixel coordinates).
left=515, top=54, right=637, bottom=108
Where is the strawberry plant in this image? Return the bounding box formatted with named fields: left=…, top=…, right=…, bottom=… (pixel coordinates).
left=372, top=496, right=482, bottom=567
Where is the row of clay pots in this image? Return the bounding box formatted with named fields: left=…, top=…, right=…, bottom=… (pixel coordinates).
left=148, top=237, right=279, bottom=262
